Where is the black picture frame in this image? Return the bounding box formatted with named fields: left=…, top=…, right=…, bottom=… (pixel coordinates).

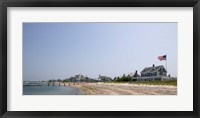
left=0, top=0, right=199, bottom=118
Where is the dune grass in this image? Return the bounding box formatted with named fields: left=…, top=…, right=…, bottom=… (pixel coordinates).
left=134, top=80, right=177, bottom=86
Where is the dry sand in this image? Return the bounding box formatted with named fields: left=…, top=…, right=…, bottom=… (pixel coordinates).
left=69, top=82, right=177, bottom=95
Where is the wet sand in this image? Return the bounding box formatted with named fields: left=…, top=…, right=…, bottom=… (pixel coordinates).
left=70, top=82, right=177, bottom=95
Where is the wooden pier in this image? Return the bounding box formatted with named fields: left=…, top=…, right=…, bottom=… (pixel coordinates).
left=47, top=82, right=76, bottom=86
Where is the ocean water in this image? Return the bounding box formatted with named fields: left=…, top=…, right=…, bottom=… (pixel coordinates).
left=23, top=82, right=82, bottom=95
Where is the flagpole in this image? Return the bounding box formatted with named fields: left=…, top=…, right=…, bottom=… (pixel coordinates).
left=166, top=59, right=167, bottom=76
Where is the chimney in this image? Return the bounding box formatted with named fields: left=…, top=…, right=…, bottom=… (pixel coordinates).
left=153, top=64, right=155, bottom=67
left=134, top=70, right=138, bottom=77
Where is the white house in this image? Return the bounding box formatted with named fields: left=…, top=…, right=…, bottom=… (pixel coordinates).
left=136, top=64, right=176, bottom=81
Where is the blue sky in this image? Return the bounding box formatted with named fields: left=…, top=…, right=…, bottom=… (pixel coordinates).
left=23, top=23, right=177, bottom=81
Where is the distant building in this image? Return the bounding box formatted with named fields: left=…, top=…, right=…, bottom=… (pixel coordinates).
left=136, top=64, right=176, bottom=81
left=67, top=74, right=96, bottom=82
left=75, top=74, right=85, bottom=80
left=98, top=75, right=112, bottom=82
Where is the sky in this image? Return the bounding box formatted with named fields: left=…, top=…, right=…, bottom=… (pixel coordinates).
left=23, top=23, right=177, bottom=81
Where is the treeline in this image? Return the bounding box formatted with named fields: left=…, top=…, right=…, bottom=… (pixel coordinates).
left=48, top=78, right=99, bottom=83
left=48, top=74, right=138, bottom=83
left=113, top=74, right=137, bottom=82
left=48, top=71, right=140, bottom=83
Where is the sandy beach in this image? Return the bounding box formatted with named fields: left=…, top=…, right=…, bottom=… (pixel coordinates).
left=68, top=82, right=177, bottom=95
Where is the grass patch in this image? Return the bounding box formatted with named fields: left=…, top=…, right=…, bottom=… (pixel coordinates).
left=135, top=80, right=177, bottom=86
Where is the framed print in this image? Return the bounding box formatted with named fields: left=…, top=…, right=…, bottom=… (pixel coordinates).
left=0, top=0, right=199, bottom=118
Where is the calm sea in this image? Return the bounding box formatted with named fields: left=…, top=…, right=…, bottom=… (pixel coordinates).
left=23, top=82, right=82, bottom=95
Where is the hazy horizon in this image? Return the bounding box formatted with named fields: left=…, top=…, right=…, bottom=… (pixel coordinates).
left=23, top=23, right=177, bottom=81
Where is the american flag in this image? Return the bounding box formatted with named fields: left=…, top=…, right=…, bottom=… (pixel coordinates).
left=158, top=55, right=167, bottom=61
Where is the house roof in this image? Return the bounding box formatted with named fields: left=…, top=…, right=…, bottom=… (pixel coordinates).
left=98, top=75, right=112, bottom=80
left=141, top=65, right=166, bottom=74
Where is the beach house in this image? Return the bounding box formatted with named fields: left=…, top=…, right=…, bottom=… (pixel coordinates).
left=141, top=64, right=167, bottom=77
left=136, top=64, right=176, bottom=81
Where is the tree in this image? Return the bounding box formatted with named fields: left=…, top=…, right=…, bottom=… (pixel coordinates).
left=57, top=79, right=62, bottom=82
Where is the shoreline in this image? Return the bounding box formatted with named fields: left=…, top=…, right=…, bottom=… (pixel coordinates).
left=24, top=82, right=177, bottom=95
